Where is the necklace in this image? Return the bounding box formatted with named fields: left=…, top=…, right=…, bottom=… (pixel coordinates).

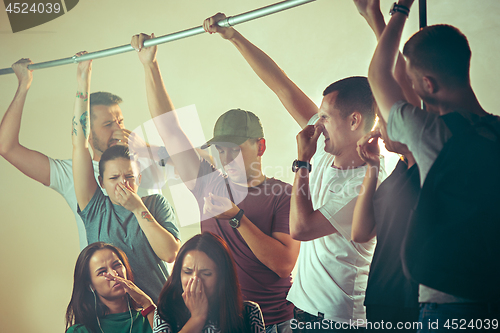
left=93, top=289, right=133, bottom=333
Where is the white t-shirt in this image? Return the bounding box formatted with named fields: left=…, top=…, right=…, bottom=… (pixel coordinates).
left=48, top=157, right=170, bottom=250
left=287, top=115, right=384, bottom=323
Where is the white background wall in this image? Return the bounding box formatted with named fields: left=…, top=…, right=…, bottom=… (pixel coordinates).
left=1, top=1, right=499, bottom=331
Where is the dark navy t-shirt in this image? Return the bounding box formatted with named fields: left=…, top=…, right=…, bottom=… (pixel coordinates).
left=364, top=159, right=420, bottom=308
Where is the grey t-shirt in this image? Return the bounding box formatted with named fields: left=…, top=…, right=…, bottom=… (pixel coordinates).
left=387, top=101, right=451, bottom=186
left=79, top=187, right=180, bottom=301
left=387, top=100, right=500, bottom=304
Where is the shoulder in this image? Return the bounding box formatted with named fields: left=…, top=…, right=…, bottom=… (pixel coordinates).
left=263, top=178, right=292, bottom=196
left=243, top=301, right=265, bottom=331
left=50, top=158, right=73, bottom=167
left=66, top=324, right=90, bottom=333
left=153, top=310, right=172, bottom=333
left=142, top=193, right=170, bottom=206
left=243, top=300, right=263, bottom=317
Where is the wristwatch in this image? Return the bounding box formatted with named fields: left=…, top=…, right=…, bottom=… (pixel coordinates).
left=292, top=159, right=312, bottom=173
left=229, top=209, right=244, bottom=229
left=389, top=2, right=410, bottom=16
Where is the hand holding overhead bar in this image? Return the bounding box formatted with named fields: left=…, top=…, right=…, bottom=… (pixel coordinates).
left=0, top=0, right=316, bottom=76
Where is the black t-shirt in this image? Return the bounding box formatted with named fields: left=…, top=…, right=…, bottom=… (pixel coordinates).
left=364, top=159, right=420, bottom=308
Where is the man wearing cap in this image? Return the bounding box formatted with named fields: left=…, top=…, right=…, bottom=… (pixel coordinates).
left=132, top=33, right=299, bottom=331
left=204, top=14, right=383, bottom=330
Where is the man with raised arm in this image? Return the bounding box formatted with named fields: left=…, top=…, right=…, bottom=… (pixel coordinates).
left=204, top=13, right=384, bottom=330
left=132, top=33, right=300, bottom=332
left=0, top=59, right=168, bottom=250
left=368, top=0, right=500, bottom=330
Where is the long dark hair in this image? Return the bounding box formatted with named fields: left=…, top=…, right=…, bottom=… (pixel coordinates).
left=157, top=232, right=248, bottom=333
left=65, top=242, right=138, bottom=332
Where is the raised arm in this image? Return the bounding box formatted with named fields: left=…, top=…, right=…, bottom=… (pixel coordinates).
left=204, top=13, right=318, bottom=129
left=368, top=0, right=414, bottom=121
left=71, top=53, right=97, bottom=211
left=0, top=59, right=51, bottom=186
left=351, top=130, right=380, bottom=243
left=355, top=0, right=420, bottom=108
left=132, top=33, right=201, bottom=190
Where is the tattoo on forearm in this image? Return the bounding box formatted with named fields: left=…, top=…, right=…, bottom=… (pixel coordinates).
left=141, top=211, right=154, bottom=223
left=72, top=116, right=78, bottom=136
left=76, top=91, right=88, bottom=102
left=80, top=111, right=89, bottom=139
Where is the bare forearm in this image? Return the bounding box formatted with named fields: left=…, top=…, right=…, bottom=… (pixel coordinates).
left=363, top=6, right=420, bottom=109
left=143, top=61, right=174, bottom=119
left=133, top=207, right=180, bottom=263
left=72, top=80, right=90, bottom=149
left=351, top=165, right=378, bottom=243
left=143, top=61, right=200, bottom=187
left=0, top=86, right=29, bottom=155
left=368, top=12, right=407, bottom=121
left=290, top=169, right=325, bottom=242
left=362, top=7, right=386, bottom=40
left=228, top=31, right=317, bottom=128
left=238, top=218, right=298, bottom=278
left=72, top=74, right=97, bottom=210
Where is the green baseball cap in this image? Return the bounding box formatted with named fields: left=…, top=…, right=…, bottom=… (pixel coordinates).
left=201, top=109, right=264, bottom=149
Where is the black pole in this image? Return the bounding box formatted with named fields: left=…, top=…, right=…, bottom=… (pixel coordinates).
left=419, top=0, right=427, bottom=110
left=419, top=0, right=427, bottom=29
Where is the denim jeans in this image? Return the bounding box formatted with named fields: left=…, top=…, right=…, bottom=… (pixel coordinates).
left=417, top=301, right=500, bottom=333
left=266, top=319, right=293, bottom=333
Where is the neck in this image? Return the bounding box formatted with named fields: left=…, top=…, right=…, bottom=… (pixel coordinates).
left=92, top=148, right=102, bottom=162
left=437, top=86, right=486, bottom=116
left=99, top=296, right=129, bottom=315
left=332, top=145, right=366, bottom=169
left=247, top=173, right=266, bottom=187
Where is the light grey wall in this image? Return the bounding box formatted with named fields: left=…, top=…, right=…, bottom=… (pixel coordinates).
left=0, top=1, right=499, bottom=332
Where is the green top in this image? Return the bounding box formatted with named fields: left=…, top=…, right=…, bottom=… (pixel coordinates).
left=66, top=310, right=152, bottom=333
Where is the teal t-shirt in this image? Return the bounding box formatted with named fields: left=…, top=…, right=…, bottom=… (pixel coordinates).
left=67, top=310, right=152, bottom=333
left=79, top=188, right=180, bottom=301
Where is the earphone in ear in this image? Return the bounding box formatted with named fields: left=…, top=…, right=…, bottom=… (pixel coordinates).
left=89, top=285, right=94, bottom=293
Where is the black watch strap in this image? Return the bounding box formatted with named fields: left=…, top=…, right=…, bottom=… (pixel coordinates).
left=389, top=2, right=410, bottom=16
left=229, top=209, right=244, bottom=229
left=292, top=159, right=312, bottom=173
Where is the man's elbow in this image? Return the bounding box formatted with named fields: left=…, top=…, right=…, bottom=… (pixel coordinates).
left=162, top=242, right=180, bottom=263
left=290, top=224, right=311, bottom=242
left=162, top=251, right=177, bottom=264
left=0, top=141, right=14, bottom=157
left=274, top=261, right=296, bottom=279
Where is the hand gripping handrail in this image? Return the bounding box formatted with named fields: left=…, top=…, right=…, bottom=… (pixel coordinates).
left=0, top=0, right=316, bottom=76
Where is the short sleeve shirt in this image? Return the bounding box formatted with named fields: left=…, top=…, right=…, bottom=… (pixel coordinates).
left=287, top=114, right=384, bottom=323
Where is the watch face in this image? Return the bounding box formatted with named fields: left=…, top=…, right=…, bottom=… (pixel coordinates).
left=229, top=218, right=240, bottom=228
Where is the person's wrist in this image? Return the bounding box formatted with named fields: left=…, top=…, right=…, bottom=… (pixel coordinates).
left=297, top=155, right=311, bottom=162
left=398, top=0, right=414, bottom=9
left=18, top=81, right=31, bottom=91
left=142, top=59, right=158, bottom=68
left=140, top=302, right=156, bottom=317
left=225, top=29, right=240, bottom=41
